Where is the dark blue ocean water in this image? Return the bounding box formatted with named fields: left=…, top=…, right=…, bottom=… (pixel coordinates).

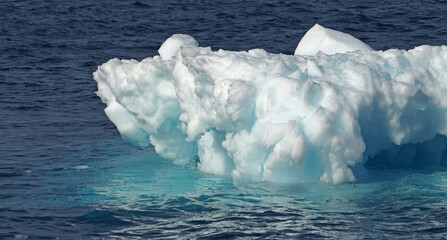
left=1, top=0, right=447, bottom=239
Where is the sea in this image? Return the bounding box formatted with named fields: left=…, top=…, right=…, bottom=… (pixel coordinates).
left=1, top=0, right=447, bottom=239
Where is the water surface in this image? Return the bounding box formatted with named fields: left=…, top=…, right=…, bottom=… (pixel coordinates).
left=1, top=0, right=447, bottom=238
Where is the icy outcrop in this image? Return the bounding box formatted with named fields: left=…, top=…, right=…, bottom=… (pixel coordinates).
left=294, top=24, right=373, bottom=56
left=94, top=25, right=447, bottom=184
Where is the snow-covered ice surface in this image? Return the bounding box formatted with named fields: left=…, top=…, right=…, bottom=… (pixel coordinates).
left=94, top=25, right=447, bottom=184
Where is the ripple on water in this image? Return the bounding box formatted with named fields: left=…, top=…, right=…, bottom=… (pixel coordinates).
left=2, top=0, right=447, bottom=238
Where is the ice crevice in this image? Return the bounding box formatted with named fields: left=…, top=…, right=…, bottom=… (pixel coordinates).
left=94, top=24, right=447, bottom=184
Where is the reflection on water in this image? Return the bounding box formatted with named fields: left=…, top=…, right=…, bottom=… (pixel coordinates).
left=77, top=139, right=447, bottom=239
left=1, top=135, right=446, bottom=239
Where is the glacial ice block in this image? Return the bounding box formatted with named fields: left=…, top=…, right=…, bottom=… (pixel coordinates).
left=294, top=24, right=373, bottom=56
left=94, top=25, right=447, bottom=184
left=158, top=34, right=198, bottom=61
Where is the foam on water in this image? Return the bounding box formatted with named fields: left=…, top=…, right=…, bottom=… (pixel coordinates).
left=94, top=24, right=447, bottom=184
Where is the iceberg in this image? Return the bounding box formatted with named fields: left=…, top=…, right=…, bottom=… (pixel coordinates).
left=94, top=24, right=447, bottom=184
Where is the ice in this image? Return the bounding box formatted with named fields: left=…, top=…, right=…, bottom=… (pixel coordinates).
left=294, top=24, right=373, bottom=56
left=158, top=34, right=198, bottom=61
left=94, top=24, right=447, bottom=184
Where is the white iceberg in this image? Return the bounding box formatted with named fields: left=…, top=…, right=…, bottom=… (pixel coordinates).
left=94, top=25, right=447, bottom=184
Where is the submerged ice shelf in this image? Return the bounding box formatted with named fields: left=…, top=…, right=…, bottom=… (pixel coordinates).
left=94, top=24, right=447, bottom=184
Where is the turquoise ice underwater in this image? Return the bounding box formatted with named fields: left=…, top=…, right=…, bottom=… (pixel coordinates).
left=94, top=24, right=447, bottom=184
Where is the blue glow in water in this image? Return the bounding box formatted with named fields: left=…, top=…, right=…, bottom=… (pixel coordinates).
left=1, top=0, right=447, bottom=238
